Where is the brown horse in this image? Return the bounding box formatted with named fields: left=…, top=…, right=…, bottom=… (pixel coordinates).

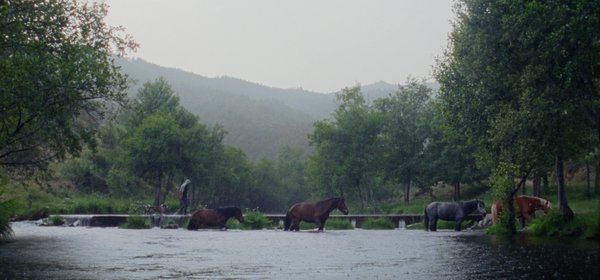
left=284, top=197, right=349, bottom=231
left=491, top=195, right=552, bottom=227
left=187, top=207, right=244, bottom=230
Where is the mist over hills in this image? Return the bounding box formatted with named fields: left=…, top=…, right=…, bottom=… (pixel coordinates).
left=115, top=58, right=422, bottom=160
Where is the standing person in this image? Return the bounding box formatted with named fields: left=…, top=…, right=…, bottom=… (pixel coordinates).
left=178, top=179, right=191, bottom=214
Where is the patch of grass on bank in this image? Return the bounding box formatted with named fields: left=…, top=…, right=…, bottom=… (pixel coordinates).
left=49, top=215, right=65, bottom=226
left=361, top=217, right=396, bottom=229
left=325, top=218, right=354, bottom=230
left=225, top=210, right=273, bottom=230
left=120, top=215, right=151, bottom=229
left=529, top=209, right=600, bottom=239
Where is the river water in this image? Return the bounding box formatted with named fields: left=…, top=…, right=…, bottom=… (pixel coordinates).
left=1, top=221, right=598, bottom=279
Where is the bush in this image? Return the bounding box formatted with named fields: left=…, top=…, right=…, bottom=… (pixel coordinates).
left=0, top=198, right=17, bottom=239
left=361, top=218, right=396, bottom=229
left=49, top=215, right=65, bottom=226
left=120, top=215, right=151, bottom=229
left=240, top=211, right=273, bottom=230
left=529, top=210, right=593, bottom=238
left=324, top=218, right=354, bottom=230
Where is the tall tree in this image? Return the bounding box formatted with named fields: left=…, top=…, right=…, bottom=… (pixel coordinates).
left=436, top=0, right=599, bottom=223
left=374, top=79, right=433, bottom=203
left=123, top=78, right=225, bottom=207
left=308, top=86, right=383, bottom=210
left=0, top=0, right=137, bottom=170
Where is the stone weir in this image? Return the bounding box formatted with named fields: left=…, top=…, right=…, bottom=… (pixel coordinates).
left=58, top=214, right=482, bottom=228
left=60, top=214, right=189, bottom=228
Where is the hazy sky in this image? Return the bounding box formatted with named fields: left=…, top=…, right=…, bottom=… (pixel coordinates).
left=101, top=0, right=455, bottom=93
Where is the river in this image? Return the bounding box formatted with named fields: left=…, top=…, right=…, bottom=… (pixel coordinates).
left=1, top=221, right=598, bottom=279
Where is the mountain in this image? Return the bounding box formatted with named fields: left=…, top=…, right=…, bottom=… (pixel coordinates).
left=115, top=58, right=435, bottom=161
left=116, top=58, right=336, bottom=160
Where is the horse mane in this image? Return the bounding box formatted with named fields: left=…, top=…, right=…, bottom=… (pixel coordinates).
left=215, top=207, right=241, bottom=216
left=316, top=197, right=343, bottom=212
left=518, top=195, right=549, bottom=206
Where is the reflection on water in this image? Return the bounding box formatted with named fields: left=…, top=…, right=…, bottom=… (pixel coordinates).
left=1, top=222, right=598, bottom=279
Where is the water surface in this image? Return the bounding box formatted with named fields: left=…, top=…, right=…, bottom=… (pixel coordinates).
left=1, top=222, right=598, bottom=279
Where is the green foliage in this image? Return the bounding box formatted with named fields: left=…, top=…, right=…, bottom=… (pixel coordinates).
left=0, top=0, right=136, bottom=170
left=361, top=218, right=396, bottom=230
left=49, top=215, right=65, bottom=226
left=528, top=210, right=598, bottom=238
left=0, top=193, right=18, bottom=239
left=240, top=211, right=273, bottom=230
left=120, top=215, right=151, bottom=229
left=324, top=219, right=354, bottom=230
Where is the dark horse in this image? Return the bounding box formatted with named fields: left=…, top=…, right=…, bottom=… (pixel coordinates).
left=284, top=197, right=349, bottom=231
left=187, top=207, right=244, bottom=230
left=424, top=199, right=486, bottom=231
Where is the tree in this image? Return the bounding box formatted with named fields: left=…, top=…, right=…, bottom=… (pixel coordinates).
left=0, top=0, right=137, bottom=170
left=373, top=79, right=433, bottom=203
left=308, top=86, right=383, bottom=211
left=122, top=78, right=225, bottom=207
left=435, top=0, right=600, bottom=224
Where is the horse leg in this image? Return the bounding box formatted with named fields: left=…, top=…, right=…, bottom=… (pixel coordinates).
left=455, top=219, right=462, bottom=231
left=314, top=218, right=323, bottom=231
left=292, top=218, right=300, bottom=231
left=430, top=218, right=437, bottom=231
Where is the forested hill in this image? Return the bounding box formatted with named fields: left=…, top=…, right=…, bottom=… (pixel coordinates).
left=115, top=58, right=407, bottom=160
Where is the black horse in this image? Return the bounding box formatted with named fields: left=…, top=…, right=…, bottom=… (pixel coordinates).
left=284, top=197, right=349, bottom=231
left=424, top=199, right=486, bottom=231
left=187, top=207, right=244, bottom=230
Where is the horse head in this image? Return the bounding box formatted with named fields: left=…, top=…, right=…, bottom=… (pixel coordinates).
left=336, top=198, right=349, bottom=215
left=476, top=199, right=486, bottom=217
left=234, top=207, right=245, bottom=223
left=541, top=199, right=552, bottom=214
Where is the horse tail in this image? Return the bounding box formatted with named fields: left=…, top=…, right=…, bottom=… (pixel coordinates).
left=284, top=211, right=291, bottom=231
left=491, top=202, right=498, bottom=225
left=423, top=208, right=429, bottom=231
left=187, top=214, right=197, bottom=230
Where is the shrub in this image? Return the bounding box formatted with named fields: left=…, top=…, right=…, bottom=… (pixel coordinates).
left=120, top=215, right=151, bottom=229
left=226, top=218, right=243, bottom=229
left=241, top=211, right=273, bottom=230
left=324, top=218, right=354, bottom=230
left=529, top=210, right=592, bottom=238
left=0, top=198, right=17, bottom=239
left=49, top=215, right=65, bottom=226
left=361, top=217, right=396, bottom=229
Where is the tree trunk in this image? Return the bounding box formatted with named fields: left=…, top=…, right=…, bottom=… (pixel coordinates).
left=542, top=174, right=549, bottom=195
left=404, top=178, right=411, bottom=203
left=596, top=161, right=600, bottom=194
left=532, top=175, right=541, bottom=197
left=555, top=152, right=574, bottom=221
left=154, top=173, right=163, bottom=207
left=453, top=181, right=460, bottom=201
left=586, top=163, right=591, bottom=198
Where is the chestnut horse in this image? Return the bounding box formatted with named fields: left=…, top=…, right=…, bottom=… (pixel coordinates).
left=284, top=197, right=349, bottom=231
left=491, top=195, right=552, bottom=227
left=187, top=207, right=244, bottom=230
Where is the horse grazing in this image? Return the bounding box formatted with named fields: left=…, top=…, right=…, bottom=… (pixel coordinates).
left=424, top=199, right=486, bottom=231
left=491, top=195, right=552, bottom=227
left=284, top=197, right=349, bottom=231
left=187, top=207, right=244, bottom=230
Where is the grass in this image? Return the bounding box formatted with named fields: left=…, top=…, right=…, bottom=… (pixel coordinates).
left=120, top=215, right=151, bottom=229
left=49, top=215, right=65, bottom=226
left=361, top=217, right=396, bottom=229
